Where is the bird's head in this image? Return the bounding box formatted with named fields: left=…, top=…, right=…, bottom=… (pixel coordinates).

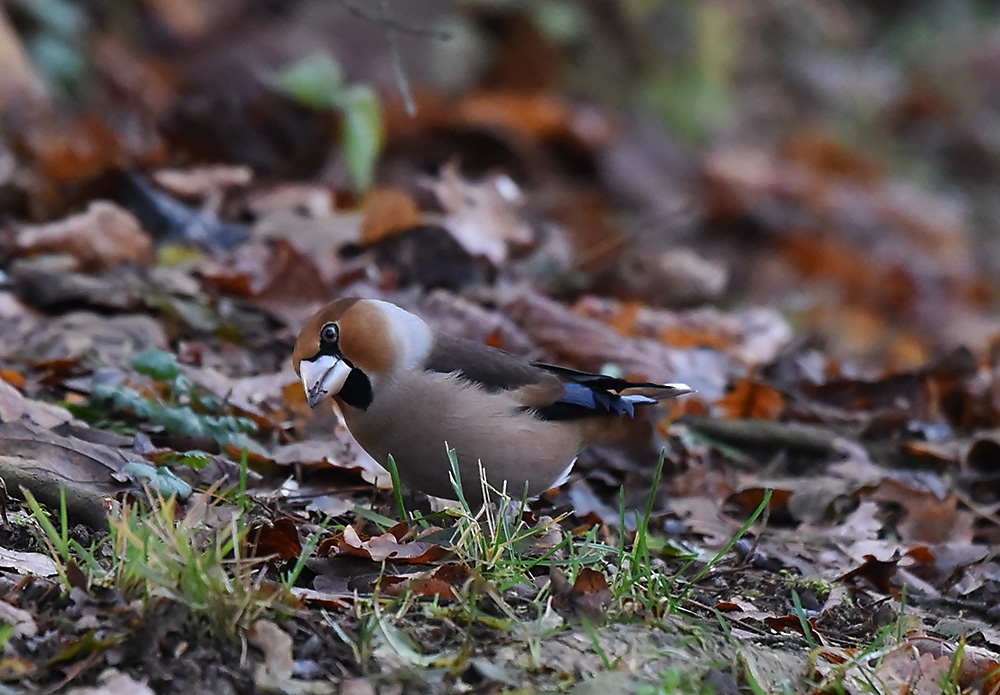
left=292, top=298, right=432, bottom=409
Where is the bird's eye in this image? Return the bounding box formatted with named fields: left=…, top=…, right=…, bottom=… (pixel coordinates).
left=321, top=324, right=339, bottom=344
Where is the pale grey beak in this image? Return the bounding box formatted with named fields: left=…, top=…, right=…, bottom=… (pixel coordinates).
left=299, top=354, right=353, bottom=408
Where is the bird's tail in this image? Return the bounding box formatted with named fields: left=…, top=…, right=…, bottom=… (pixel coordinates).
left=620, top=382, right=692, bottom=404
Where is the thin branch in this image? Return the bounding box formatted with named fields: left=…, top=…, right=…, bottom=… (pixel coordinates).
left=380, top=0, right=416, bottom=116
left=333, top=0, right=452, bottom=40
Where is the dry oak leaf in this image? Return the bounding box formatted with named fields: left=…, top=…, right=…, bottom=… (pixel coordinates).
left=16, top=201, right=154, bottom=271
left=433, top=161, right=533, bottom=265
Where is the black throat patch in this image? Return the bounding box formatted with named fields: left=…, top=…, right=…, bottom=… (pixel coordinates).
left=338, top=368, right=373, bottom=410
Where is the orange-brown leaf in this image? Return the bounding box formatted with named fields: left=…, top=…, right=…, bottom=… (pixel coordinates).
left=716, top=380, right=785, bottom=420
left=360, top=187, right=423, bottom=245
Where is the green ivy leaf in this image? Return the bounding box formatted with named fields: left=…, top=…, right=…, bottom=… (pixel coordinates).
left=133, top=349, right=182, bottom=382
left=157, top=450, right=212, bottom=470
left=122, top=462, right=193, bottom=499
left=342, top=84, right=383, bottom=191
left=275, top=53, right=345, bottom=110
left=276, top=52, right=383, bottom=191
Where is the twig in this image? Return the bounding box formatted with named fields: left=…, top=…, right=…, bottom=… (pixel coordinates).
left=380, top=0, right=416, bottom=116
left=333, top=0, right=452, bottom=39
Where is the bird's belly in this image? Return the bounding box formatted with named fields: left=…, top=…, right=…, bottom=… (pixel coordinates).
left=341, top=381, right=582, bottom=504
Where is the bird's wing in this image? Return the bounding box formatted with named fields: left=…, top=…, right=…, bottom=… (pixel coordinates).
left=423, top=333, right=546, bottom=392
left=424, top=335, right=690, bottom=421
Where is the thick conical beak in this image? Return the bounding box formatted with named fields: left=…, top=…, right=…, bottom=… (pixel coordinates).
left=299, top=355, right=352, bottom=408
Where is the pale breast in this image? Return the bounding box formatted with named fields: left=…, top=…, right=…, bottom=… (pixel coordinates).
left=341, top=370, right=584, bottom=504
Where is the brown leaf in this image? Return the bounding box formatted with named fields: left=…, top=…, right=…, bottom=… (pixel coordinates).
left=458, top=91, right=571, bottom=140
left=288, top=586, right=352, bottom=608
left=16, top=201, right=154, bottom=271
left=573, top=567, right=609, bottom=594
left=379, top=563, right=474, bottom=602
left=906, top=636, right=1000, bottom=692
left=0, top=13, right=47, bottom=109
left=249, top=518, right=303, bottom=561
left=248, top=620, right=294, bottom=683
left=19, top=114, right=129, bottom=183
left=63, top=669, right=156, bottom=695
left=20, top=312, right=167, bottom=371
left=780, top=131, right=884, bottom=184
left=837, top=554, right=900, bottom=594
left=0, top=370, right=26, bottom=390
left=360, top=188, right=423, bottom=245
left=869, top=479, right=975, bottom=545
left=716, top=380, right=785, bottom=420
left=552, top=567, right=611, bottom=621
left=498, top=287, right=723, bottom=396
left=332, top=525, right=449, bottom=564
left=729, top=486, right=792, bottom=515
left=763, top=614, right=818, bottom=639
left=201, top=239, right=327, bottom=326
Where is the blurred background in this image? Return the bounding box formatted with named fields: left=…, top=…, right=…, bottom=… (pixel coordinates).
left=2, top=0, right=1000, bottom=378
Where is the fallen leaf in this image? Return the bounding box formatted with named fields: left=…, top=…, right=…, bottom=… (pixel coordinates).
left=249, top=518, right=303, bottom=561
left=153, top=164, right=253, bottom=201
left=433, top=161, right=533, bottom=265
left=330, top=524, right=449, bottom=563
left=716, top=380, right=785, bottom=420
left=458, top=91, right=571, bottom=140
left=0, top=378, right=76, bottom=429
left=248, top=620, right=294, bottom=682
left=837, top=554, right=900, bottom=595
left=380, top=563, right=474, bottom=601
left=200, top=239, right=327, bottom=325
left=0, top=12, right=48, bottom=110
left=360, top=187, right=423, bottom=245
left=551, top=566, right=611, bottom=621
left=16, top=201, right=153, bottom=271
left=0, top=419, right=135, bottom=528
left=0, top=599, right=37, bottom=638
left=498, top=287, right=726, bottom=397
left=64, top=669, right=155, bottom=695
left=0, top=547, right=60, bottom=578
left=19, top=312, right=167, bottom=371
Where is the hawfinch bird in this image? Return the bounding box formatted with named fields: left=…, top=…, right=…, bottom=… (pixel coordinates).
left=292, top=298, right=691, bottom=507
